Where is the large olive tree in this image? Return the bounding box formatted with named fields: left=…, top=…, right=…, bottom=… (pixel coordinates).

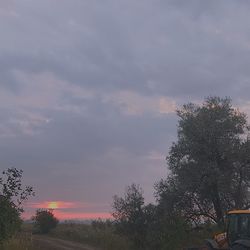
left=157, top=97, right=250, bottom=226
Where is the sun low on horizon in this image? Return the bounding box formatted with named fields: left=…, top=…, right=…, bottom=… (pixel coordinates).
left=29, top=201, right=73, bottom=209
left=47, top=201, right=59, bottom=210
left=24, top=200, right=112, bottom=221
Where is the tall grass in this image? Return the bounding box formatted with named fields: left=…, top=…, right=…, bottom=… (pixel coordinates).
left=49, top=222, right=133, bottom=250
left=1, top=222, right=132, bottom=250
left=1, top=221, right=221, bottom=250
left=1, top=232, right=34, bottom=250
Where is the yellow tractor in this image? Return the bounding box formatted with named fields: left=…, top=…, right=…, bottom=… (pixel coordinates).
left=203, top=210, right=250, bottom=250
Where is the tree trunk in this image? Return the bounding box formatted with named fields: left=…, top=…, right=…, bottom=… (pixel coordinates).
left=235, top=167, right=244, bottom=209
left=212, top=184, right=224, bottom=226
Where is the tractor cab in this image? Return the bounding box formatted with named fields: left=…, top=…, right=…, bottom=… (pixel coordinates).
left=226, top=210, right=250, bottom=249
left=204, top=210, right=250, bottom=250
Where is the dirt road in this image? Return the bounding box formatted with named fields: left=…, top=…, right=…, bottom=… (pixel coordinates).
left=33, top=235, right=98, bottom=250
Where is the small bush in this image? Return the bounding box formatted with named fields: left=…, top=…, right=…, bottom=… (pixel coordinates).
left=33, top=209, right=58, bottom=234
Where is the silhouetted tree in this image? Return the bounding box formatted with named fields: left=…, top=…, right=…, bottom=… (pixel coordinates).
left=0, top=168, right=34, bottom=243
left=112, top=184, right=189, bottom=250
left=157, top=97, right=250, bottom=226
left=112, top=184, right=148, bottom=249
left=0, top=196, right=21, bottom=243
left=33, top=209, right=58, bottom=234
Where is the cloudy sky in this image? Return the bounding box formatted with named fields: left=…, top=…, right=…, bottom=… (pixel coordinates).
left=1, top=0, right=250, bottom=219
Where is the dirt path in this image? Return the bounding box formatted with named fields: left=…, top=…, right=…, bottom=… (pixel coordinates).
left=33, top=235, right=98, bottom=250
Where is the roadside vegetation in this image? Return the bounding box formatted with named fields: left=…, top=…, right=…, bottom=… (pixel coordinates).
left=0, top=221, right=219, bottom=250
left=1, top=231, right=34, bottom=250
left=49, top=221, right=132, bottom=250
left=33, top=209, right=59, bottom=234
left=1, top=222, right=131, bottom=250
left=0, top=168, right=34, bottom=249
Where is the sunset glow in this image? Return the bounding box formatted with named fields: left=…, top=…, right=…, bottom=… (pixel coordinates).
left=29, top=201, right=77, bottom=209
left=47, top=201, right=59, bottom=209
left=24, top=201, right=111, bottom=220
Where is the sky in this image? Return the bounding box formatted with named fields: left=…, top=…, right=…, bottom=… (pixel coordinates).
left=1, top=0, right=250, bottom=220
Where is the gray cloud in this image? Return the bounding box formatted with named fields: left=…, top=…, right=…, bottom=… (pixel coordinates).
left=1, top=0, right=250, bottom=217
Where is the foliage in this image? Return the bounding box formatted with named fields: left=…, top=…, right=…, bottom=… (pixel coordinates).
left=0, top=196, right=22, bottom=243
left=91, top=218, right=113, bottom=230
left=112, top=184, right=192, bottom=250
left=0, top=168, right=34, bottom=243
left=156, top=96, right=250, bottom=226
left=112, top=184, right=149, bottom=249
left=147, top=213, right=190, bottom=250
left=33, top=209, right=59, bottom=234
left=0, top=168, right=35, bottom=213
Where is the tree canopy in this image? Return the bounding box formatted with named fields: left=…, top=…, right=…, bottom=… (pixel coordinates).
left=0, top=168, right=34, bottom=243
left=33, top=209, right=58, bottom=234
left=157, top=97, right=250, bottom=225
left=112, top=184, right=147, bottom=249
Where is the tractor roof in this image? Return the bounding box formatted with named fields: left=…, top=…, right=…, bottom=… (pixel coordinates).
left=228, top=210, right=250, bottom=215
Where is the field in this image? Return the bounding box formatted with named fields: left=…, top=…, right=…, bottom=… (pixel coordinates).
left=1, top=222, right=132, bottom=250
left=1, top=231, right=34, bottom=250
left=1, top=221, right=220, bottom=250
left=49, top=222, right=132, bottom=250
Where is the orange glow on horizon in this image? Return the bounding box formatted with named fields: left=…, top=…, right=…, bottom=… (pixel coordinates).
left=28, top=201, right=77, bottom=209
left=24, top=201, right=112, bottom=221
left=47, top=201, right=59, bottom=209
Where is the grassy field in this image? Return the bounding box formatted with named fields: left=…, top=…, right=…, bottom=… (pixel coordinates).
left=49, top=222, right=132, bottom=250
left=1, top=221, right=219, bottom=250
left=1, top=222, right=132, bottom=250
left=1, top=233, right=34, bottom=250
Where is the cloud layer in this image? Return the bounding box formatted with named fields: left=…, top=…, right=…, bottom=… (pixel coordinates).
left=1, top=0, right=250, bottom=219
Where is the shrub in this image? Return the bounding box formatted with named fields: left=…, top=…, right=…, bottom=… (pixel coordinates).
left=0, top=168, right=34, bottom=243
left=112, top=184, right=151, bottom=249
left=33, top=209, right=58, bottom=234
left=0, top=196, right=22, bottom=243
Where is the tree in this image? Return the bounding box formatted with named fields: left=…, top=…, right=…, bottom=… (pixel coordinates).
left=0, top=168, right=34, bottom=243
left=33, top=209, right=59, bottom=234
left=157, top=97, right=250, bottom=226
left=112, top=184, right=148, bottom=249
left=0, top=196, right=21, bottom=243
left=112, top=184, right=189, bottom=250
